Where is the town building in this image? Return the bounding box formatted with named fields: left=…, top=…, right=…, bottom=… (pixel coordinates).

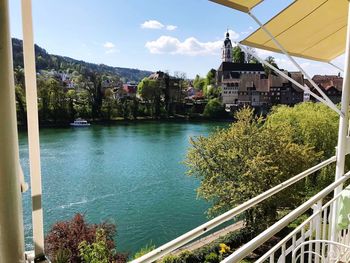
left=216, top=32, right=305, bottom=110
left=306, top=75, right=343, bottom=104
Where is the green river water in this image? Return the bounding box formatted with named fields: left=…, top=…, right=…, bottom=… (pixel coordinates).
left=19, top=121, right=228, bottom=254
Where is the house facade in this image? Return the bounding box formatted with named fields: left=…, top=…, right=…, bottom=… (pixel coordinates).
left=216, top=32, right=305, bottom=110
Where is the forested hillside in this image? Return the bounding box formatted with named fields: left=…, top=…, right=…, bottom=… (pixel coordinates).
left=12, top=38, right=152, bottom=83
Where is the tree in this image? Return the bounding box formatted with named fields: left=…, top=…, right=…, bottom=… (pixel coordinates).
left=101, top=88, right=115, bottom=121
left=266, top=102, right=341, bottom=195
left=203, top=98, right=226, bottom=118
left=232, top=46, right=245, bottom=63
left=245, top=47, right=258, bottom=63
left=264, top=56, right=279, bottom=76
left=137, top=78, right=162, bottom=117
left=193, top=74, right=206, bottom=91
left=206, top=69, right=217, bottom=86
left=185, top=108, right=318, bottom=232
left=66, top=89, right=77, bottom=120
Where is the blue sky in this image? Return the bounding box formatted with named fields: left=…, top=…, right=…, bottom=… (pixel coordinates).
left=9, top=0, right=344, bottom=78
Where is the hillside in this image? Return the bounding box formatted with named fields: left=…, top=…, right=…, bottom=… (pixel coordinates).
left=12, top=38, right=152, bottom=82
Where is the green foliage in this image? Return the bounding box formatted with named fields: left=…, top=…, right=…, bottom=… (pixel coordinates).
left=264, top=56, right=278, bottom=75
left=186, top=107, right=319, bottom=232
left=137, top=78, right=162, bottom=117
left=204, top=252, right=220, bottom=263
left=266, top=102, right=342, bottom=196
left=54, top=248, right=71, bottom=263
left=232, top=46, right=245, bottom=63
left=79, top=228, right=110, bottom=263
left=45, top=213, right=127, bottom=263
left=193, top=75, right=206, bottom=91
left=133, top=242, right=156, bottom=259
left=161, top=255, right=181, bottom=263
left=203, top=99, right=225, bottom=119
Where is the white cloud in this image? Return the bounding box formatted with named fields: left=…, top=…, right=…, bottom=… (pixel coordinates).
left=145, top=36, right=222, bottom=56
left=166, top=25, right=177, bottom=31
left=103, top=42, right=115, bottom=49
left=141, top=20, right=164, bottom=29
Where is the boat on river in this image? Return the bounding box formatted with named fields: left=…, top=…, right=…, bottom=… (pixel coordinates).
left=70, top=118, right=91, bottom=127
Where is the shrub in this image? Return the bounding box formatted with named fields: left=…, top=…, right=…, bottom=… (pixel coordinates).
left=54, top=248, right=71, bottom=263
left=203, top=98, right=226, bottom=119
left=161, top=255, right=180, bottom=263
left=133, top=242, right=156, bottom=259
left=204, top=252, right=220, bottom=263
left=45, top=213, right=127, bottom=263
left=79, top=228, right=110, bottom=263
left=178, top=250, right=198, bottom=262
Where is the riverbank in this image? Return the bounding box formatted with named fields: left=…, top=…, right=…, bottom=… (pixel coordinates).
left=18, top=114, right=234, bottom=129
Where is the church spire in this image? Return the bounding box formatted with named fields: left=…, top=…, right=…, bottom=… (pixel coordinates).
left=222, top=30, right=233, bottom=62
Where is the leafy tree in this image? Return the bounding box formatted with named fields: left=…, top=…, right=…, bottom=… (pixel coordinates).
left=185, top=108, right=318, bottom=232
left=206, top=69, right=217, bottom=86
left=266, top=102, right=341, bottom=195
left=75, top=90, right=92, bottom=118
left=137, top=78, right=162, bottom=117
left=37, top=77, right=51, bottom=121
left=264, top=56, right=279, bottom=76
left=203, top=98, right=225, bottom=118
left=193, top=74, right=206, bottom=91
left=232, top=46, right=245, bottom=63
left=67, top=89, right=77, bottom=120
left=15, top=85, right=27, bottom=125
left=101, top=88, right=115, bottom=120
left=47, top=78, right=68, bottom=122
left=245, top=47, right=257, bottom=63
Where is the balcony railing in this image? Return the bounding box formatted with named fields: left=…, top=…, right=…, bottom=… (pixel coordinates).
left=131, top=156, right=342, bottom=263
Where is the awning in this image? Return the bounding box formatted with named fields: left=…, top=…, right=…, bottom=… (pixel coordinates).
left=240, top=0, right=349, bottom=62
left=210, top=0, right=263, bottom=13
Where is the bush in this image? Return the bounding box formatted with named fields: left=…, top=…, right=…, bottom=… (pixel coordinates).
left=204, top=252, right=220, bottom=263
left=79, top=228, right=110, bottom=263
left=161, top=255, right=180, bottom=263
left=203, top=98, right=226, bottom=118
left=45, top=213, right=127, bottom=263
left=133, top=242, right=156, bottom=260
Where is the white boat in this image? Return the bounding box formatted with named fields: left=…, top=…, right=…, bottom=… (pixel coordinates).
left=70, top=118, right=91, bottom=127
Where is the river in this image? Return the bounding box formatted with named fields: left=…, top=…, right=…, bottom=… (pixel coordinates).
left=19, top=121, right=228, bottom=254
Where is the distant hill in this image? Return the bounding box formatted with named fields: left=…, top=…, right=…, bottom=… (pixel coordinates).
left=12, top=38, right=152, bottom=83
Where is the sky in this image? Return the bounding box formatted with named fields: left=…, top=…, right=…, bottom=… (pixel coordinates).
left=9, top=0, right=345, bottom=79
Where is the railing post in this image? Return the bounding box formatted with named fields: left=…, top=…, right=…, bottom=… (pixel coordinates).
left=21, top=0, right=45, bottom=259
left=0, top=0, right=25, bottom=262
left=331, top=0, right=350, bottom=244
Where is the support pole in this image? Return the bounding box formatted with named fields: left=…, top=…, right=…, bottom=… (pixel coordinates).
left=21, top=0, right=45, bottom=258
left=330, top=1, right=350, bottom=243
left=248, top=11, right=341, bottom=116
left=0, top=0, right=25, bottom=262
left=328, top=62, right=344, bottom=73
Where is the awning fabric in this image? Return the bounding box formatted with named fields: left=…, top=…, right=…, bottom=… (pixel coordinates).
left=210, top=0, right=263, bottom=13
left=240, top=0, right=349, bottom=62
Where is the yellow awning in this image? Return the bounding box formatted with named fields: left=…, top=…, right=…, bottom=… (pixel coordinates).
left=240, top=0, right=349, bottom=62
left=210, top=0, right=263, bottom=13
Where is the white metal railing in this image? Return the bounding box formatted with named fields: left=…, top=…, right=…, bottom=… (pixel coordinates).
left=131, top=156, right=336, bottom=263
left=222, top=171, right=350, bottom=263
left=255, top=188, right=350, bottom=263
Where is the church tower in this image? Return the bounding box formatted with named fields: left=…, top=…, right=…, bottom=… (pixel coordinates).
left=222, top=31, right=233, bottom=62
